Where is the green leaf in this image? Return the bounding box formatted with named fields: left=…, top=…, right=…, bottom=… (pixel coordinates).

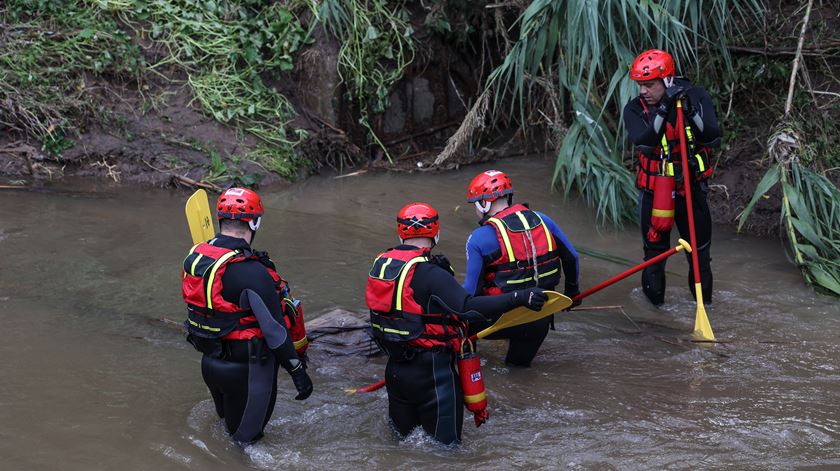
left=365, top=26, right=380, bottom=41
left=807, top=264, right=840, bottom=296
left=738, top=164, right=781, bottom=232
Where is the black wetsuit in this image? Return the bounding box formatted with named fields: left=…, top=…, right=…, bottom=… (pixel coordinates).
left=196, top=234, right=300, bottom=444
left=623, top=78, right=722, bottom=304
left=383, top=245, right=521, bottom=445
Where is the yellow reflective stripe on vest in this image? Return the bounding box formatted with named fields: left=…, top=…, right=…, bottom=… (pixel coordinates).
left=514, top=211, right=531, bottom=230
left=371, top=323, right=410, bottom=335
left=660, top=126, right=705, bottom=175
left=694, top=154, right=706, bottom=172
left=189, top=254, right=204, bottom=276
left=534, top=213, right=554, bottom=252
left=378, top=258, right=392, bottom=279
left=205, top=251, right=240, bottom=309
left=188, top=318, right=221, bottom=332
left=651, top=208, right=675, bottom=218
left=507, top=276, right=534, bottom=285
left=182, top=243, right=201, bottom=272
left=464, top=391, right=486, bottom=404
left=488, top=217, right=515, bottom=262
left=395, top=256, right=428, bottom=311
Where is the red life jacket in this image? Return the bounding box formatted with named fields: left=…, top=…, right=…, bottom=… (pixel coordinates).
left=480, top=204, right=562, bottom=295
left=365, top=247, right=462, bottom=351
left=182, top=242, right=308, bottom=352
left=636, top=100, right=714, bottom=192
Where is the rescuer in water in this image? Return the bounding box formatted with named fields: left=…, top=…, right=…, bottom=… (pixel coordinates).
left=462, top=170, right=581, bottom=367
left=182, top=187, right=312, bottom=444
left=623, top=49, right=721, bottom=305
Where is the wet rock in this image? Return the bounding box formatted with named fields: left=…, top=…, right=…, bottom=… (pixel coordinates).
left=383, top=92, right=406, bottom=134
left=307, top=308, right=381, bottom=357
left=411, top=77, right=434, bottom=125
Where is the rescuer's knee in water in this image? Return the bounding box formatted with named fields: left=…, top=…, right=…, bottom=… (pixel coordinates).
left=642, top=247, right=667, bottom=306
left=687, top=244, right=713, bottom=304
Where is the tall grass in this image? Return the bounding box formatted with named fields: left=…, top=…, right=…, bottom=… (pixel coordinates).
left=119, top=0, right=310, bottom=173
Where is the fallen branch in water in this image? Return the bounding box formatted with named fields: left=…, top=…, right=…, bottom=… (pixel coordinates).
left=142, top=159, right=222, bottom=192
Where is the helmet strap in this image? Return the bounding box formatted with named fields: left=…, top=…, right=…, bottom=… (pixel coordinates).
left=663, top=76, right=675, bottom=88
left=474, top=200, right=491, bottom=214
left=433, top=232, right=440, bottom=246
left=248, top=216, right=261, bottom=231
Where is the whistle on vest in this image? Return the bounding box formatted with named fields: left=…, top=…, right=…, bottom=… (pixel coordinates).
left=459, top=340, right=489, bottom=428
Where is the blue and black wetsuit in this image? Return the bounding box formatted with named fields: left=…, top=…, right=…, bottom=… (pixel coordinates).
left=463, top=208, right=579, bottom=366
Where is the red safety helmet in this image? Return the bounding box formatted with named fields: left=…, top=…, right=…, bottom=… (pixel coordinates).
left=217, top=187, right=264, bottom=225
left=467, top=170, right=513, bottom=213
left=396, top=202, right=440, bottom=240
left=629, top=49, right=675, bottom=81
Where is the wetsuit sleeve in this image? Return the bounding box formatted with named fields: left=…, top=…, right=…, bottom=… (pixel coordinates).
left=539, top=212, right=580, bottom=295
left=415, top=264, right=518, bottom=323
left=623, top=99, right=662, bottom=147
left=221, top=262, right=299, bottom=364
left=687, top=87, right=722, bottom=145
left=222, top=261, right=285, bottom=318
left=462, top=229, right=489, bottom=296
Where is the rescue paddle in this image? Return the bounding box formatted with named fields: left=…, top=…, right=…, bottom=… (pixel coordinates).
left=471, top=291, right=572, bottom=339
left=675, top=100, right=715, bottom=341
left=185, top=189, right=215, bottom=244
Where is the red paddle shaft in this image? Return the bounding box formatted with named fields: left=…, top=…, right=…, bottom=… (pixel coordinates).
left=572, top=242, right=688, bottom=302
left=676, top=100, right=703, bottom=288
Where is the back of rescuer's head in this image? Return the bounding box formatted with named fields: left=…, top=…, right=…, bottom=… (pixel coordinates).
left=396, top=202, right=440, bottom=246
left=217, top=187, right=264, bottom=240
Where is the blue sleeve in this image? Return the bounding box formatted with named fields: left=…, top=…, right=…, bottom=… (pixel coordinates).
left=462, top=226, right=499, bottom=296
left=537, top=212, right=580, bottom=293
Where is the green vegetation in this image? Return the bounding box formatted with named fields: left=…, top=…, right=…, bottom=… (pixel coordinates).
left=313, top=0, right=415, bottom=160
left=472, top=0, right=763, bottom=225
left=119, top=0, right=310, bottom=178
left=1, top=0, right=312, bottom=180
left=0, top=0, right=142, bottom=151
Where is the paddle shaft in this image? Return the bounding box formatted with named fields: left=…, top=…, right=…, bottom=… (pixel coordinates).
left=573, top=245, right=683, bottom=302
left=676, top=101, right=703, bottom=288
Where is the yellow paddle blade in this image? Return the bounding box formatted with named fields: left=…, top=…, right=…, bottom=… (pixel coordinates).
left=476, top=291, right=573, bottom=339
left=185, top=189, right=215, bottom=244
left=692, top=283, right=715, bottom=341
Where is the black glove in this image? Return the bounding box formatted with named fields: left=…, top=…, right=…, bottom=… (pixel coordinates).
left=513, top=288, right=547, bottom=311
left=656, top=84, right=689, bottom=116
left=287, top=360, right=313, bottom=400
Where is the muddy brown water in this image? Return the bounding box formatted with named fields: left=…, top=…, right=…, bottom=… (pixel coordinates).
left=2, top=159, right=839, bottom=470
